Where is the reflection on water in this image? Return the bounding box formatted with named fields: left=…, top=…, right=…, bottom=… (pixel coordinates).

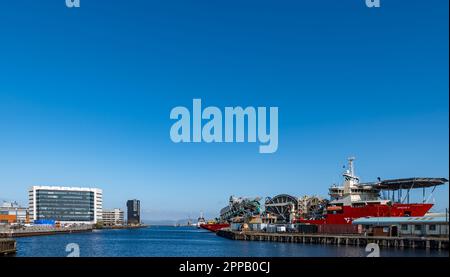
left=15, top=226, right=448, bottom=257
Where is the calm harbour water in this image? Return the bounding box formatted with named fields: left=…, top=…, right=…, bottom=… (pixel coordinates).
left=15, top=226, right=448, bottom=257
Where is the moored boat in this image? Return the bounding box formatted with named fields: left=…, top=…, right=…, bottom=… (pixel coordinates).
left=200, top=222, right=230, bottom=232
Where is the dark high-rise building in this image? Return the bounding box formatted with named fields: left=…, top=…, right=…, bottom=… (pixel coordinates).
left=126, top=199, right=140, bottom=225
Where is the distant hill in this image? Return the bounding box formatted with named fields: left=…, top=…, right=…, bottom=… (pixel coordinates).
left=142, top=218, right=194, bottom=226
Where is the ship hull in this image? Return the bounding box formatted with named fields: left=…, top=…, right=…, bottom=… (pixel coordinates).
left=300, top=203, right=433, bottom=225
left=200, top=223, right=230, bottom=232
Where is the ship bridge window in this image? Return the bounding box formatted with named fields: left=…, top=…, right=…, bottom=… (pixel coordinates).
left=401, top=224, right=408, bottom=231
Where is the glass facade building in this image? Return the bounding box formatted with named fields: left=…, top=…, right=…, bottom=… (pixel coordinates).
left=127, top=199, right=140, bottom=225
left=29, top=186, right=102, bottom=224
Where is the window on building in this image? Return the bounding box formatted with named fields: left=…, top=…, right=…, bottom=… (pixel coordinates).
left=401, top=224, right=408, bottom=231
left=429, top=224, right=436, bottom=231
left=414, top=225, right=422, bottom=231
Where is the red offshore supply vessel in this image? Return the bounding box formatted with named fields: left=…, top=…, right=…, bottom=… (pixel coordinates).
left=200, top=222, right=230, bottom=232
left=196, top=211, right=230, bottom=232
left=298, top=157, right=448, bottom=225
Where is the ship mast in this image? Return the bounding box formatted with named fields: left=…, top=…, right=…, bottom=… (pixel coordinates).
left=348, top=156, right=355, bottom=176
left=343, top=157, right=359, bottom=195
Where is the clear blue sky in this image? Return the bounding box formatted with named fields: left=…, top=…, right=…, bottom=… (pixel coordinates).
left=0, top=0, right=448, bottom=220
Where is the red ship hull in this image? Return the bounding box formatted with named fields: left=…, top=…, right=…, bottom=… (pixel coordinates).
left=200, top=223, right=230, bottom=232
left=299, top=203, right=433, bottom=225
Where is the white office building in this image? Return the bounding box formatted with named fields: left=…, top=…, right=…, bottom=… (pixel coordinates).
left=29, top=186, right=103, bottom=224
left=103, top=208, right=124, bottom=226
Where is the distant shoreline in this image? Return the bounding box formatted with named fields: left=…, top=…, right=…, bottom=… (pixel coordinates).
left=98, top=224, right=150, bottom=230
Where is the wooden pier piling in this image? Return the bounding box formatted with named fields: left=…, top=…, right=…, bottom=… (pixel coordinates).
left=0, top=238, right=16, bottom=256
left=216, top=230, right=449, bottom=250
